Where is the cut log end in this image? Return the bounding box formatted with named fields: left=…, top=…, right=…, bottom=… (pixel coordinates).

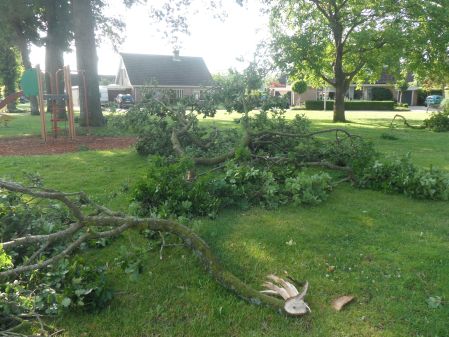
left=332, top=295, right=355, bottom=311
left=284, top=296, right=310, bottom=316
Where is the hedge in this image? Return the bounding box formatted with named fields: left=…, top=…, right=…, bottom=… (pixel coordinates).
left=305, top=100, right=395, bottom=111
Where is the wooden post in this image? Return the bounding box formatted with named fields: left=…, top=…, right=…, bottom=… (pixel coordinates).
left=64, top=65, right=76, bottom=140
left=36, top=65, right=47, bottom=142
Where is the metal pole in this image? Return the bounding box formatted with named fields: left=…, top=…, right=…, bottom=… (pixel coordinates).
left=36, top=66, right=47, bottom=142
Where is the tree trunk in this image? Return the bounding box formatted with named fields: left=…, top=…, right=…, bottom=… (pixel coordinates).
left=0, top=47, right=19, bottom=112
left=333, top=83, right=346, bottom=122
left=332, top=27, right=346, bottom=123
left=15, top=36, right=39, bottom=115
left=72, top=0, right=104, bottom=127
left=45, top=0, right=67, bottom=120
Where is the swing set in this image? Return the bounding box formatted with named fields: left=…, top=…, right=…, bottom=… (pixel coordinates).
left=19, top=65, right=85, bottom=143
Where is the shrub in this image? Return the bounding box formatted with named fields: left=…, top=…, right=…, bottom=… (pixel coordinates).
left=371, top=87, right=393, bottom=101
left=305, top=100, right=335, bottom=110
left=424, top=110, right=449, bottom=132
left=305, top=100, right=395, bottom=110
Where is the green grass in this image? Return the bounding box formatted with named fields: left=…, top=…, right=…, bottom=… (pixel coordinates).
left=0, top=111, right=448, bottom=336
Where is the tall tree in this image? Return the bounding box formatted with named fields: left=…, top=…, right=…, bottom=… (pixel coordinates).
left=0, top=44, right=21, bottom=112
left=0, top=0, right=42, bottom=115
left=70, top=0, right=240, bottom=127
left=401, top=0, right=449, bottom=91
left=72, top=0, right=104, bottom=126
left=43, top=0, right=72, bottom=118
left=71, top=0, right=130, bottom=127
left=266, top=0, right=405, bottom=122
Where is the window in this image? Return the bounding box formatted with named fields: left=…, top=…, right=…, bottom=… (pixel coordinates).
left=174, top=89, right=183, bottom=98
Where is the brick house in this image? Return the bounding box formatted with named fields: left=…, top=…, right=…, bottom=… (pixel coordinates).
left=115, top=51, right=213, bottom=102
left=271, top=73, right=420, bottom=106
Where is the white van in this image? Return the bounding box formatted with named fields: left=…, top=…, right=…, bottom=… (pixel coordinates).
left=99, top=86, right=109, bottom=106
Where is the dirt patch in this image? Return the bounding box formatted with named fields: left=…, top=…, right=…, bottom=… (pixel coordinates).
left=0, top=136, right=137, bottom=156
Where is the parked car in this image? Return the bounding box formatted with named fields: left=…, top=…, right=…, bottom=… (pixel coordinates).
left=425, top=95, right=443, bottom=106
left=115, top=94, right=134, bottom=109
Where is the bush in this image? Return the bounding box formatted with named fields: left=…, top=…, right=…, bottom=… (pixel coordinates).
left=305, top=100, right=395, bottom=111
left=423, top=110, right=449, bottom=132
left=305, top=100, right=334, bottom=110
left=371, top=87, right=393, bottom=101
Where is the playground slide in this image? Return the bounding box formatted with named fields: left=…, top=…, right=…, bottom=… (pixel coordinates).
left=0, top=91, right=24, bottom=111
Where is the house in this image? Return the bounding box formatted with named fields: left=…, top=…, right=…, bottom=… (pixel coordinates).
left=271, top=73, right=421, bottom=106
left=115, top=51, right=213, bottom=102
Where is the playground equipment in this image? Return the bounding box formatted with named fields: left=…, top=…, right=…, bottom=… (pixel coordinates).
left=20, top=65, right=76, bottom=142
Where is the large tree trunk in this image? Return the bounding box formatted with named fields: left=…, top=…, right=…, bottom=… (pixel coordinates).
left=45, top=0, right=67, bottom=120
left=15, top=36, right=39, bottom=115
left=72, top=0, right=104, bottom=127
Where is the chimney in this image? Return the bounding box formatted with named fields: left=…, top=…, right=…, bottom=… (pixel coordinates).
left=173, top=49, right=181, bottom=61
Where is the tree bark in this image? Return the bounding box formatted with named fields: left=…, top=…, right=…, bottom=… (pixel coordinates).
left=332, top=22, right=347, bottom=123
left=333, top=82, right=346, bottom=122
left=15, top=36, right=39, bottom=115
left=45, top=0, right=67, bottom=120
left=72, top=0, right=104, bottom=127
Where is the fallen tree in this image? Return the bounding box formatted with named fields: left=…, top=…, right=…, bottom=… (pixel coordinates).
left=0, top=179, right=311, bottom=327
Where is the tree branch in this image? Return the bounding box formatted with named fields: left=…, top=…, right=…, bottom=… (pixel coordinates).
left=0, top=180, right=290, bottom=314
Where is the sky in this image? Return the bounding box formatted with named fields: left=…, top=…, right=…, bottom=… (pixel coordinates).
left=30, top=0, right=269, bottom=76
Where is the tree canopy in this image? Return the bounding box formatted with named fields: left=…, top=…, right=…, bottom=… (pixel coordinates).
left=265, top=0, right=449, bottom=121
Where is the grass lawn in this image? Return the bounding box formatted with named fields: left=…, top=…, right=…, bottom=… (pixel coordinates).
left=0, top=110, right=448, bottom=336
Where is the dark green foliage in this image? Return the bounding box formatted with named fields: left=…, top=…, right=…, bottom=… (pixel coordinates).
left=133, top=157, right=220, bottom=218
left=214, top=162, right=282, bottom=209
left=371, top=87, right=394, bottom=101
left=260, top=94, right=290, bottom=111
left=0, top=45, right=21, bottom=112
left=134, top=120, right=174, bottom=157
left=423, top=110, right=449, bottom=132
left=285, top=172, right=332, bottom=205
left=319, top=137, right=377, bottom=174
left=1, top=257, right=112, bottom=330
left=291, top=80, right=308, bottom=94
left=358, top=155, right=449, bottom=200
left=305, top=100, right=335, bottom=110
left=133, top=158, right=335, bottom=218
left=305, top=100, right=395, bottom=111
left=0, top=189, right=113, bottom=329
left=31, top=257, right=113, bottom=312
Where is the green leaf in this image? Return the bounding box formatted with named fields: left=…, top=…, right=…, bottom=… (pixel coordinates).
left=61, top=297, right=72, bottom=308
